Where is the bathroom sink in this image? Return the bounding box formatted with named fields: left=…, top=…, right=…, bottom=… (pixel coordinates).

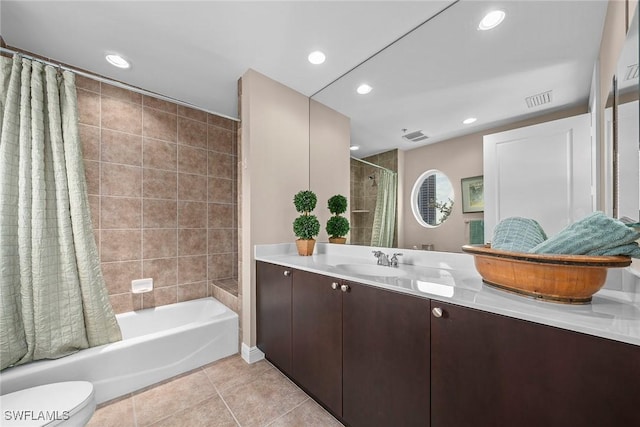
left=336, top=263, right=408, bottom=277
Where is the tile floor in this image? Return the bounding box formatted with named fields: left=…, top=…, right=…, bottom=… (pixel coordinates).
left=87, top=355, right=344, bottom=427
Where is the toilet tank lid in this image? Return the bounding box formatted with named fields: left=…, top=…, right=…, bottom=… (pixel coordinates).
left=0, top=381, right=95, bottom=425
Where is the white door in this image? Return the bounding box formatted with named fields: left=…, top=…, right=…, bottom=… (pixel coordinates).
left=616, top=100, right=639, bottom=220
left=483, top=113, right=593, bottom=242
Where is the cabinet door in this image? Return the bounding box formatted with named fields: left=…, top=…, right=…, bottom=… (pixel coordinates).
left=343, top=282, right=431, bottom=427
left=431, top=301, right=640, bottom=427
left=256, top=261, right=293, bottom=375
left=292, top=270, right=343, bottom=416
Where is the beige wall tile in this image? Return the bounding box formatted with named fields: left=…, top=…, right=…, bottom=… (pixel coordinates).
left=143, top=199, right=177, bottom=229
left=101, top=229, right=141, bottom=262
left=101, top=130, right=142, bottom=166
left=208, top=152, right=234, bottom=179
left=178, top=229, right=207, bottom=256
left=84, top=160, right=100, bottom=195
left=79, top=124, right=100, bottom=161
left=75, top=75, right=100, bottom=93
left=208, top=203, right=234, bottom=229
left=142, top=286, right=177, bottom=309
left=143, top=95, right=177, bottom=114
left=142, top=258, right=177, bottom=288
left=101, top=97, right=142, bottom=135
left=143, top=107, right=177, bottom=142
left=178, top=145, right=208, bottom=175
left=102, top=83, right=142, bottom=104
left=101, top=196, right=141, bottom=229
left=209, top=254, right=235, bottom=279
left=143, top=168, right=177, bottom=200
left=177, top=281, right=207, bottom=302
left=88, top=195, right=100, bottom=230
left=178, top=117, right=208, bottom=149
left=208, top=114, right=236, bottom=131
left=143, top=138, right=177, bottom=171
left=178, top=201, right=207, bottom=228
left=143, top=229, right=177, bottom=259
left=178, top=173, right=207, bottom=202
left=102, top=261, right=141, bottom=294
left=208, top=125, right=233, bottom=154
left=177, top=255, right=207, bottom=284
left=77, top=89, right=100, bottom=126
left=109, top=293, right=136, bottom=314
left=177, top=105, right=207, bottom=123
left=208, top=229, right=234, bottom=254
left=101, top=163, right=142, bottom=197
left=209, top=177, right=233, bottom=203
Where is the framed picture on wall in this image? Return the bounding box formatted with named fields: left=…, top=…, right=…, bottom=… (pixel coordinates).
left=461, top=176, right=484, bottom=213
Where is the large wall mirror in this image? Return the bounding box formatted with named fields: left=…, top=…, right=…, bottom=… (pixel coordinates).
left=311, top=0, right=638, bottom=251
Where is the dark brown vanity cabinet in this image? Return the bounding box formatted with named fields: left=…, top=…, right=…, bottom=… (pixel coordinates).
left=256, top=261, right=293, bottom=375
left=430, top=301, right=640, bottom=427
left=257, top=262, right=431, bottom=426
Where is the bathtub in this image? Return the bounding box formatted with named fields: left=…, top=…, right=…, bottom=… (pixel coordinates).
left=0, top=297, right=238, bottom=404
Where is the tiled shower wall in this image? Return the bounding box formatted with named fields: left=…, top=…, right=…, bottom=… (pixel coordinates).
left=76, top=75, right=238, bottom=314
left=350, top=149, right=399, bottom=246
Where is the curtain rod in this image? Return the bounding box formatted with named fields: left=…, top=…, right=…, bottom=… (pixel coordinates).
left=350, top=156, right=396, bottom=174
left=0, top=47, right=239, bottom=122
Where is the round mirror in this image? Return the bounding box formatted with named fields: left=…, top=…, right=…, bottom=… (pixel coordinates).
left=411, top=170, right=454, bottom=227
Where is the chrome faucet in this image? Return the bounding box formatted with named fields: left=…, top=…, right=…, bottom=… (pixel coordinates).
left=390, top=253, right=403, bottom=267
left=372, top=250, right=390, bottom=266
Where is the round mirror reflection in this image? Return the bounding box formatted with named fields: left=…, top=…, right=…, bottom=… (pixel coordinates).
left=411, top=170, right=454, bottom=227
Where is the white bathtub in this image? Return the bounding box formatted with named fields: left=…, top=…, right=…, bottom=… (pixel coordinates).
left=0, top=297, right=238, bottom=404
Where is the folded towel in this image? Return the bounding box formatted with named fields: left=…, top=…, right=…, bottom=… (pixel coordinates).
left=469, top=220, right=484, bottom=245
left=529, top=212, right=640, bottom=257
left=491, top=217, right=547, bottom=252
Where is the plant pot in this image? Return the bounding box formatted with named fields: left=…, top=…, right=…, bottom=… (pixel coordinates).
left=296, top=239, right=316, bottom=256
left=329, top=237, right=347, bottom=244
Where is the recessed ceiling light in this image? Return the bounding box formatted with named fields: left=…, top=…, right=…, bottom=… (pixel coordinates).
left=105, top=54, right=130, bottom=69
left=478, top=10, right=505, bottom=31
left=463, top=117, right=477, bottom=125
left=357, top=84, right=372, bottom=95
left=308, top=51, right=326, bottom=65
left=350, top=145, right=360, bottom=151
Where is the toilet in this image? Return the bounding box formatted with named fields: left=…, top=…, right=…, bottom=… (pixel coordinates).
left=0, top=381, right=96, bottom=426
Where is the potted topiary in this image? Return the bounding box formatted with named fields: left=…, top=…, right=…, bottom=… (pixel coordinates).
left=293, top=190, right=321, bottom=256
left=326, top=194, right=350, bottom=244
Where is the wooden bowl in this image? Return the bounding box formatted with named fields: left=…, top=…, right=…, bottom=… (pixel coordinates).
left=461, top=245, right=631, bottom=304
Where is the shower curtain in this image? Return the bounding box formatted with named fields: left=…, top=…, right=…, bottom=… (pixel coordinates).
left=0, top=55, right=121, bottom=371
left=371, top=169, right=397, bottom=247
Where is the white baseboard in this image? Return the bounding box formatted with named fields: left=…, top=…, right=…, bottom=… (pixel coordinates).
left=241, top=343, right=265, bottom=364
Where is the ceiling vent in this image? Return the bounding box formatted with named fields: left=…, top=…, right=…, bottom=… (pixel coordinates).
left=525, top=90, right=552, bottom=108
left=625, top=64, right=639, bottom=81
left=402, top=130, right=429, bottom=142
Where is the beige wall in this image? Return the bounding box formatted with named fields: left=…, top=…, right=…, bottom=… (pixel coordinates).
left=310, top=99, right=351, bottom=243
left=240, top=70, right=350, bottom=349
left=402, top=106, right=587, bottom=253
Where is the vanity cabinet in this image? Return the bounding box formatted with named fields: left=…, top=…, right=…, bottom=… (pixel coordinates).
left=256, top=262, right=293, bottom=375
left=430, top=301, right=640, bottom=427
left=257, top=262, right=431, bottom=426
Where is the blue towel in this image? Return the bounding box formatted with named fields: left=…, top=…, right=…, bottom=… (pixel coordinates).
left=530, top=212, right=640, bottom=257
left=491, top=217, right=547, bottom=252
left=469, top=220, right=484, bottom=245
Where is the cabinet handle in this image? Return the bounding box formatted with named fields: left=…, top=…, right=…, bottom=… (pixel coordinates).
left=432, top=307, right=443, bottom=318
left=283, top=270, right=291, bottom=277
left=331, top=282, right=339, bottom=290
left=341, top=284, right=350, bottom=293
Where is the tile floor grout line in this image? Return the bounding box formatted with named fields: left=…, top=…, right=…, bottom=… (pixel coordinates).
left=263, top=397, right=311, bottom=427
left=131, top=393, right=139, bottom=427
left=202, top=365, right=242, bottom=426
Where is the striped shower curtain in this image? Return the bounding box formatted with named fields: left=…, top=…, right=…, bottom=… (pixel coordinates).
left=0, top=54, right=121, bottom=370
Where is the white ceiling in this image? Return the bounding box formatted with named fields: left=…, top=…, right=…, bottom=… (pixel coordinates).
left=0, top=1, right=619, bottom=158
left=0, top=0, right=452, bottom=119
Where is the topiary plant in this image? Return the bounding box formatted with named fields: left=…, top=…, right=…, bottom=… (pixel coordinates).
left=327, top=194, right=347, bottom=215
left=293, top=190, right=320, bottom=255
left=326, top=194, right=350, bottom=242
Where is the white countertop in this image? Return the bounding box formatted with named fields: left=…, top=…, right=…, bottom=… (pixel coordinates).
left=255, top=243, right=640, bottom=346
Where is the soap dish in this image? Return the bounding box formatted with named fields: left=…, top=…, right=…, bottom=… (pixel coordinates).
left=461, top=245, right=631, bottom=304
